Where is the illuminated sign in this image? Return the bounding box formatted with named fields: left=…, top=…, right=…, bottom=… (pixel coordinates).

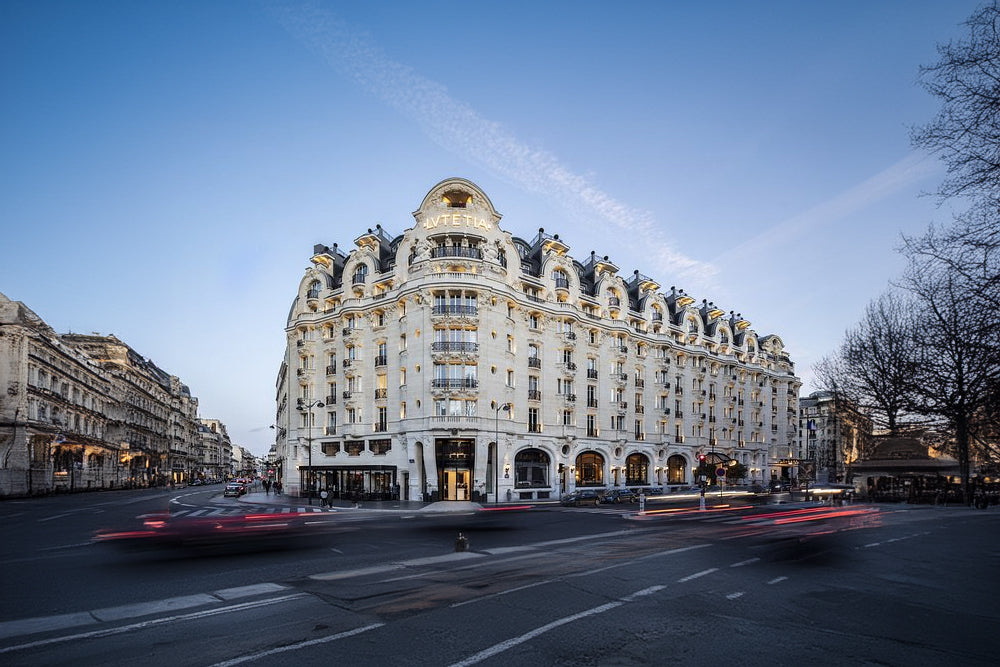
left=422, top=214, right=493, bottom=231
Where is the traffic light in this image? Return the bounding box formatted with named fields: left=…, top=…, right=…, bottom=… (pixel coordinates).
left=698, top=454, right=706, bottom=463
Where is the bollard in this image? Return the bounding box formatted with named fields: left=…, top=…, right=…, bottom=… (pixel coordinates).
left=455, top=532, right=469, bottom=552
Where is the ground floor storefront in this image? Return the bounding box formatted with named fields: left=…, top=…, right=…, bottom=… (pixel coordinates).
left=288, top=430, right=769, bottom=503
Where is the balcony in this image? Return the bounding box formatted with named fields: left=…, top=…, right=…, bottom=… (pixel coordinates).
left=326, top=364, right=337, bottom=375
left=324, top=426, right=337, bottom=436
left=528, top=389, right=542, bottom=401
left=611, top=372, right=628, bottom=382
left=325, top=395, right=337, bottom=405
left=432, top=341, right=480, bottom=354
left=564, top=330, right=577, bottom=340
left=431, top=246, right=483, bottom=260
left=564, top=361, right=577, bottom=372
left=343, top=327, right=356, bottom=336
left=374, top=388, right=387, bottom=400
left=343, top=359, right=353, bottom=369
left=587, top=399, right=598, bottom=408
left=374, top=355, right=388, bottom=367
left=635, top=378, right=645, bottom=388
left=586, top=368, right=598, bottom=379
left=432, top=378, right=479, bottom=389
left=635, top=405, right=644, bottom=414
left=528, top=357, right=542, bottom=369
left=296, top=368, right=307, bottom=377
left=564, top=393, right=576, bottom=402
left=342, top=390, right=352, bottom=400
left=432, top=305, right=478, bottom=317
left=296, top=339, right=305, bottom=348
left=608, top=297, right=621, bottom=307
left=528, top=424, right=542, bottom=433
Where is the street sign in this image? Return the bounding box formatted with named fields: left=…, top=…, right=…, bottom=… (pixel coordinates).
left=716, top=467, right=726, bottom=478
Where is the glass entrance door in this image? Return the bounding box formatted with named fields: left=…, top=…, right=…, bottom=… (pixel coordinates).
left=436, top=439, right=474, bottom=501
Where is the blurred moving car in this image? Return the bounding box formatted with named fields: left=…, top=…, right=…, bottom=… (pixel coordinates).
left=600, top=489, right=640, bottom=504
left=560, top=489, right=602, bottom=506
left=93, top=511, right=338, bottom=555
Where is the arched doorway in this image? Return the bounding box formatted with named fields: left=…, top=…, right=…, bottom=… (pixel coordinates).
left=625, top=453, right=649, bottom=486
left=575, top=451, right=604, bottom=486
left=667, top=454, right=687, bottom=484
left=515, top=448, right=550, bottom=489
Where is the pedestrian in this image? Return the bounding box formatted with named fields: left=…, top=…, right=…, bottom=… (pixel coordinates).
left=263, top=478, right=271, bottom=495
left=320, top=488, right=329, bottom=507
left=275, top=480, right=282, bottom=495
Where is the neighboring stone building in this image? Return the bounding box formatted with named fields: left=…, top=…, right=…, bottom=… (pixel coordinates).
left=0, top=291, right=223, bottom=496
left=274, top=178, right=801, bottom=502
left=197, top=418, right=233, bottom=481
left=797, top=390, right=873, bottom=485
left=1, top=293, right=120, bottom=495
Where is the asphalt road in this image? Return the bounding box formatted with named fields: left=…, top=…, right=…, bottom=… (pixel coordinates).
left=2, top=489, right=998, bottom=666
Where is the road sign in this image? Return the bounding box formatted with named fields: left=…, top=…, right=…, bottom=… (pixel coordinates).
left=716, top=467, right=726, bottom=478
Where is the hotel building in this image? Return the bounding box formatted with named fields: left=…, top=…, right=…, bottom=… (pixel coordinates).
left=274, top=178, right=800, bottom=502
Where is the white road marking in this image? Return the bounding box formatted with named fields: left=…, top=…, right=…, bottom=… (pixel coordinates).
left=0, top=594, right=308, bottom=654
left=449, top=601, right=624, bottom=667
left=208, top=623, right=384, bottom=667
left=678, top=568, right=718, bottom=583
left=729, top=558, right=759, bottom=568
left=726, top=592, right=745, bottom=599
left=767, top=576, right=788, bottom=585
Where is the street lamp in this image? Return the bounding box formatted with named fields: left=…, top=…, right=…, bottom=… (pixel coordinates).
left=300, top=399, right=324, bottom=505
left=494, top=402, right=511, bottom=504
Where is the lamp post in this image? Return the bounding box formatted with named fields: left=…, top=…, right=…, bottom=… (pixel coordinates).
left=494, top=402, right=510, bottom=504
left=300, top=399, right=324, bottom=505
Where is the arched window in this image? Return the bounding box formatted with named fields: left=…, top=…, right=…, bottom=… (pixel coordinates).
left=515, top=448, right=550, bottom=488
left=667, top=454, right=687, bottom=484
left=575, top=451, right=605, bottom=486
left=352, top=264, right=368, bottom=285
left=552, top=268, right=569, bottom=289
left=625, top=453, right=649, bottom=486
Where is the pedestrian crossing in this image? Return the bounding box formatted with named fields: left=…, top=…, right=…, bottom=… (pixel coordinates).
left=173, top=506, right=335, bottom=518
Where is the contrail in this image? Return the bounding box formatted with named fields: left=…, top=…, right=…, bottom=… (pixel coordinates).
left=262, top=0, right=715, bottom=282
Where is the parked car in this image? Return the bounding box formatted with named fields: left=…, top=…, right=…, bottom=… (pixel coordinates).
left=560, top=489, right=602, bottom=507
left=223, top=482, right=246, bottom=498
left=600, top=489, right=640, bottom=504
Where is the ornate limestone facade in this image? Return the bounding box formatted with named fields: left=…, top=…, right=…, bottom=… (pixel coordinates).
left=275, top=178, right=800, bottom=502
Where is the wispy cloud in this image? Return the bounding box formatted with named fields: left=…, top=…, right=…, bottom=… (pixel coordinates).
left=264, top=0, right=714, bottom=281
left=710, top=152, right=939, bottom=266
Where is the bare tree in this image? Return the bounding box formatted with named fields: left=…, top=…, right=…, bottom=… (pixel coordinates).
left=911, top=1, right=1000, bottom=203
left=900, top=243, right=999, bottom=504
left=814, top=291, right=919, bottom=435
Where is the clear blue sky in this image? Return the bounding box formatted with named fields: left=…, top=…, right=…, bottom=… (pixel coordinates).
left=0, top=0, right=979, bottom=456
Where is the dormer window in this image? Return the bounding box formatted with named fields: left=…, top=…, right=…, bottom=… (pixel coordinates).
left=442, top=189, right=471, bottom=208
